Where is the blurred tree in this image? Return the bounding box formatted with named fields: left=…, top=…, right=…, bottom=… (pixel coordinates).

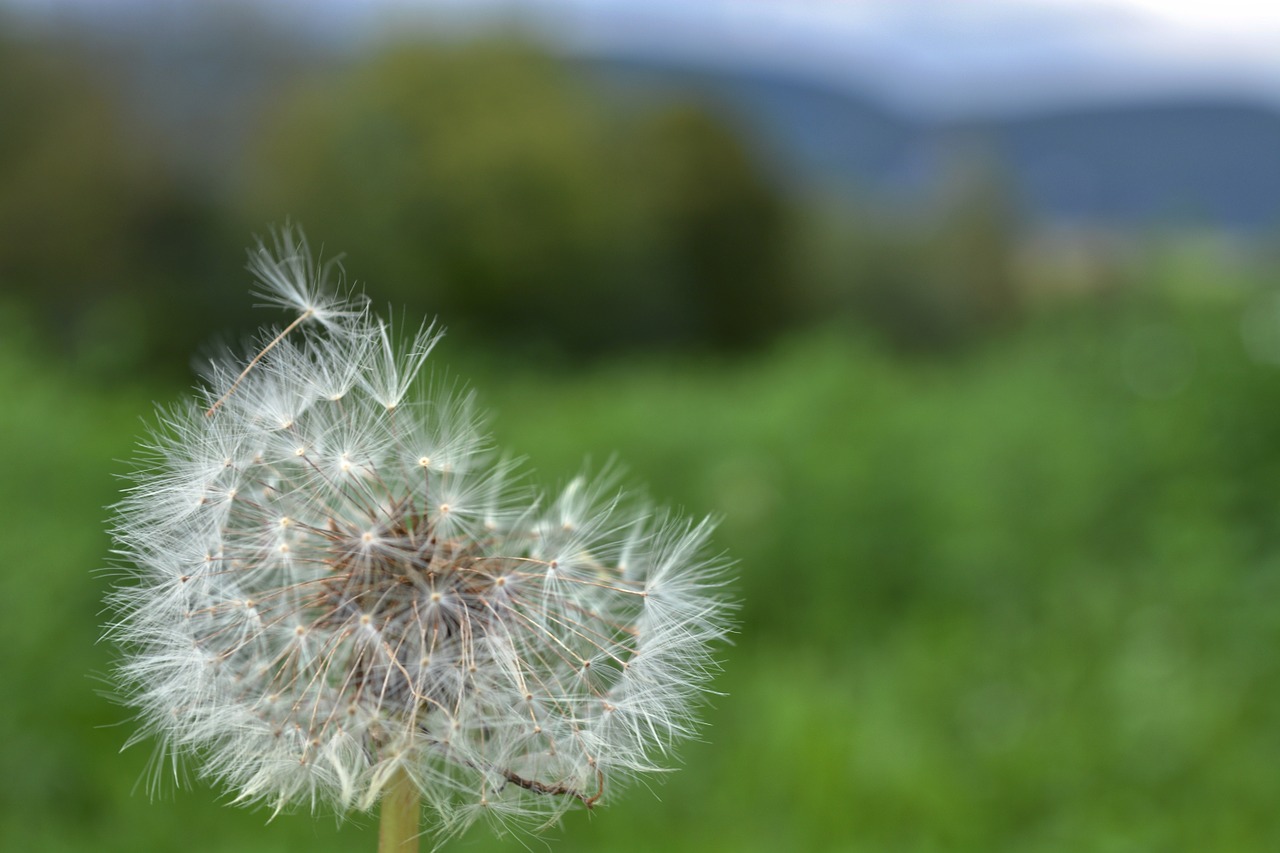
left=631, top=104, right=790, bottom=349
left=924, top=144, right=1022, bottom=335
left=0, top=40, right=138, bottom=310
left=0, top=35, right=233, bottom=377
left=826, top=143, right=1023, bottom=353
left=243, top=40, right=792, bottom=356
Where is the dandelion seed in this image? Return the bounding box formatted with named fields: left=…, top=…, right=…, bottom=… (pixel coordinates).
left=106, top=228, right=733, bottom=850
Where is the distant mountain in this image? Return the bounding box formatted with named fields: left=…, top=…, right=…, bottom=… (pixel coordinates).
left=585, top=56, right=1280, bottom=232
left=986, top=102, right=1280, bottom=230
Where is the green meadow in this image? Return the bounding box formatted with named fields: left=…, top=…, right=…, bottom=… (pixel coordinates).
left=3, top=287, right=1279, bottom=852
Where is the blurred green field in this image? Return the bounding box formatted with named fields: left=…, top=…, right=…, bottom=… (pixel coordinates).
left=3, top=291, right=1279, bottom=853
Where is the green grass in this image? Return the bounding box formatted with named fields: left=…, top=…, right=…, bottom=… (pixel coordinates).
left=2, top=299, right=1279, bottom=851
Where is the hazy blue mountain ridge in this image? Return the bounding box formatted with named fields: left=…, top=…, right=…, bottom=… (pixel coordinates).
left=589, top=56, right=1280, bottom=231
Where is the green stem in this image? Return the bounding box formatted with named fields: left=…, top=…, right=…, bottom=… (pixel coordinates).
left=377, top=766, right=422, bottom=853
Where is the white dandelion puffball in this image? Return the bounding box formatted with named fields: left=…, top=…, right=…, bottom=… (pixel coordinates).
left=107, top=228, right=732, bottom=835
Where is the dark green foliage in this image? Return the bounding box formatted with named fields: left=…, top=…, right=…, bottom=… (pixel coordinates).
left=0, top=39, right=236, bottom=374
left=242, top=42, right=792, bottom=355
left=626, top=104, right=791, bottom=349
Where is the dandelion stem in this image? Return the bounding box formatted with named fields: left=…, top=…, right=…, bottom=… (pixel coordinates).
left=205, top=309, right=313, bottom=417
left=378, top=765, right=422, bottom=853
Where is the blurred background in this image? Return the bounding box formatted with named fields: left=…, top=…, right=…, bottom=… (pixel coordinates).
left=3, top=0, right=1280, bottom=850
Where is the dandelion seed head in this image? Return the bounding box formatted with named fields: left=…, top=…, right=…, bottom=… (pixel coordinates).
left=106, top=228, right=732, bottom=838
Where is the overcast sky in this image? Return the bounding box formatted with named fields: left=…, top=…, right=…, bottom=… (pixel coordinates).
left=8, top=0, right=1280, bottom=117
